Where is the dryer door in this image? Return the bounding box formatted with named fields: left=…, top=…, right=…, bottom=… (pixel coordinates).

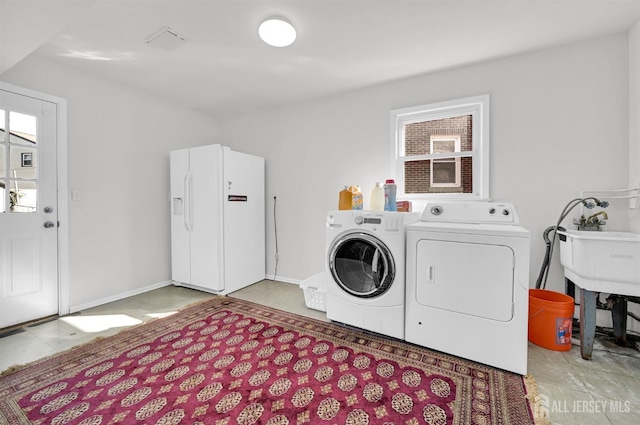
left=329, top=232, right=395, bottom=298
left=415, top=239, right=514, bottom=321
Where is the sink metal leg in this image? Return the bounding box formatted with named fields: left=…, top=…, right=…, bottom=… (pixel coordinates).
left=611, top=296, right=628, bottom=346
left=580, top=288, right=596, bottom=360
left=565, top=277, right=575, bottom=299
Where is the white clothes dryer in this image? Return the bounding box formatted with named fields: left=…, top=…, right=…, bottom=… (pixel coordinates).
left=405, top=202, right=530, bottom=375
left=326, top=211, right=419, bottom=340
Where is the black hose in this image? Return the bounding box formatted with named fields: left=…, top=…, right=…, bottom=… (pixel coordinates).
left=535, top=225, right=565, bottom=290
left=535, top=226, right=555, bottom=289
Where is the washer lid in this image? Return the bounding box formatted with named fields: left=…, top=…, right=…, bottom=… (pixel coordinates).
left=408, top=221, right=530, bottom=238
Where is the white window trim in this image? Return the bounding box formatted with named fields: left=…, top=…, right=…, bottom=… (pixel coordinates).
left=430, top=135, right=461, bottom=188
left=390, top=94, right=490, bottom=201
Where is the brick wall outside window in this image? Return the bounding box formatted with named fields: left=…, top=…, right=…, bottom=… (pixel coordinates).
left=404, top=115, right=473, bottom=194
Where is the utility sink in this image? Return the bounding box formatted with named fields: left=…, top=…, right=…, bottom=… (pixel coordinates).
left=558, top=229, right=640, bottom=295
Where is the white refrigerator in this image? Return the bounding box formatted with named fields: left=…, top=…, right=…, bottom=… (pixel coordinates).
left=170, top=144, right=265, bottom=294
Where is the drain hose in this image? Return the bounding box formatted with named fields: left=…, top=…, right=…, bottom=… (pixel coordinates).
left=535, top=225, right=565, bottom=290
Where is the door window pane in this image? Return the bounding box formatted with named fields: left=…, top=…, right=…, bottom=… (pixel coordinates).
left=6, top=111, right=38, bottom=213
left=9, top=111, right=37, bottom=145
left=0, top=109, right=5, bottom=143
left=9, top=180, right=36, bottom=213
left=10, top=146, right=37, bottom=180
left=0, top=180, right=5, bottom=213
left=0, top=144, right=5, bottom=175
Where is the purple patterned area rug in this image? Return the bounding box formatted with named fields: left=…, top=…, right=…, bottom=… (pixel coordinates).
left=0, top=297, right=542, bottom=424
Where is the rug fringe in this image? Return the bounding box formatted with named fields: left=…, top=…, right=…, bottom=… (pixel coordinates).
left=524, top=373, right=551, bottom=425
left=0, top=336, right=108, bottom=378
left=0, top=364, right=27, bottom=378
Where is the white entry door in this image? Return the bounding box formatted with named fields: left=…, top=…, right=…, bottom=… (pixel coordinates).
left=0, top=89, right=58, bottom=328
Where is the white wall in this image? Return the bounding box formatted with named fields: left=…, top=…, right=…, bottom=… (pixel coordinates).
left=0, top=32, right=632, bottom=324
left=219, top=34, right=630, bottom=294
left=1, top=54, right=219, bottom=309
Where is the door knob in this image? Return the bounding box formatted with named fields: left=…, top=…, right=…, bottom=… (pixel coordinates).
left=44, top=206, right=54, bottom=213
left=43, top=221, right=55, bottom=228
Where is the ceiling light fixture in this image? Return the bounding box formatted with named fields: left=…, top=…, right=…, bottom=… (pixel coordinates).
left=258, top=18, right=296, bottom=47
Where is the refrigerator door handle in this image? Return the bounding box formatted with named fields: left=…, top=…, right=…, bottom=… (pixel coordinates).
left=184, top=173, right=193, bottom=231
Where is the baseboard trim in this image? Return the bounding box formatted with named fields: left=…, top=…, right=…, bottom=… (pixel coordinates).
left=264, top=275, right=301, bottom=285
left=69, top=277, right=303, bottom=313
left=69, top=281, right=173, bottom=313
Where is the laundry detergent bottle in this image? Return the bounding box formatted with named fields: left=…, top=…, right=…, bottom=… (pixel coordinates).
left=339, top=186, right=353, bottom=210
left=349, top=185, right=363, bottom=210
left=370, top=182, right=384, bottom=211
left=383, top=179, right=397, bottom=211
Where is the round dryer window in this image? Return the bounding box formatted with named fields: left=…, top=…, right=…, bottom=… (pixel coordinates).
left=328, top=232, right=395, bottom=298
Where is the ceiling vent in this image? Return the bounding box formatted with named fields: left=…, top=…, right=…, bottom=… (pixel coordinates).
left=145, top=26, right=189, bottom=51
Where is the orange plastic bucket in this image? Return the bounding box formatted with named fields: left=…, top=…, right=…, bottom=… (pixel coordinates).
left=528, top=289, right=575, bottom=351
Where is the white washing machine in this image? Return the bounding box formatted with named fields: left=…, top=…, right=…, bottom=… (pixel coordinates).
left=326, top=211, right=419, bottom=340
left=405, top=202, right=530, bottom=375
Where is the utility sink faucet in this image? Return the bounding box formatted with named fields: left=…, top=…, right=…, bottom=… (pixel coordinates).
left=587, top=210, right=608, bottom=223
left=574, top=210, right=608, bottom=231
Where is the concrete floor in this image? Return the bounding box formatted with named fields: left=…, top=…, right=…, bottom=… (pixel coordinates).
left=0, top=280, right=639, bottom=424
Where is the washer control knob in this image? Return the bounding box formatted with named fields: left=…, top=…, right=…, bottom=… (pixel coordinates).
left=489, top=208, right=496, bottom=214
left=354, top=216, right=364, bottom=225
left=502, top=209, right=510, bottom=216
left=430, top=206, right=443, bottom=216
